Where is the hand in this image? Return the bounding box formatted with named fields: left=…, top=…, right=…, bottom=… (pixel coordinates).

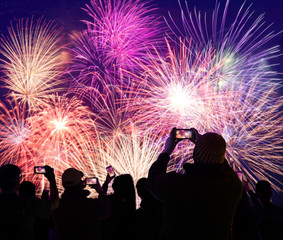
left=89, top=179, right=105, bottom=194
left=189, top=128, right=201, bottom=144
left=162, top=128, right=182, bottom=155
left=44, top=165, right=56, bottom=183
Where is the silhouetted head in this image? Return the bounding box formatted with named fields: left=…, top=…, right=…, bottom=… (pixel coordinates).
left=136, top=177, right=147, bottom=199
left=62, top=168, right=84, bottom=189
left=113, top=174, right=135, bottom=195
left=112, top=174, right=136, bottom=210
left=193, top=132, right=226, bottom=165
left=0, top=164, right=21, bottom=194
left=256, top=180, right=272, bottom=202
left=19, top=181, right=36, bottom=198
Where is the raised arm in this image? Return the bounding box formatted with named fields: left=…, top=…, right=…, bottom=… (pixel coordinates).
left=44, top=165, right=59, bottom=211
left=147, top=128, right=181, bottom=197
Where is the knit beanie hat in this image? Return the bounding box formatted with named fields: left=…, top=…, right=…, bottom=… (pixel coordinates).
left=193, top=132, right=226, bottom=165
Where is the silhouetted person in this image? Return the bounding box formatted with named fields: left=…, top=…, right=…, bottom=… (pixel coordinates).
left=248, top=180, right=283, bottom=239
left=51, top=168, right=111, bottom=240
left=101, top=174, right=136, bottom=240
left=232, top=181, right=261, bottom=240
left=19, top=181, right=50, bottom=240
left=127, top=177, right=164, bottom=240
left=147, top=128, right=243, bottom=240
left=0, top=164, right=58, bottom=240
left=19, top=181, right=36, bottom=198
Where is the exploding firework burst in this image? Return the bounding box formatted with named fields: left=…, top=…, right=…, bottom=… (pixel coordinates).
left=164, top=0, right=283, bottom=191
left=26, top=94, right=95, bottom=168
left=94, top=123, right=163, bottom=186
left=123, top=38, right=228, bottom=132
left=0, top=18, right=66, bottom=109
left=69, top=0, right=163, bottom=96
left=0, top=96, right=34, bottom=177
left=84, top=0, right=163, bottom=70
left=166, top=0, right=282, bottom=91
left=213, top=77, right=283, bottom=192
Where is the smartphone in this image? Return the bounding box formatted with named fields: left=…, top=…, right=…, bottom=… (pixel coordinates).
left=34, top=166, right=46, bottom=174
left=85, top=177, right=98, bottom=185
left=106, top=165, right=116, bottom=178
left=175, top=129, right=193, bottom=139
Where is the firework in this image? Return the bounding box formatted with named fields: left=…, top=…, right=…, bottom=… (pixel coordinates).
left=84, top=0, right=163, bottom=69
left=0, top=95, right=35, bottom=178
left=0, top=18, right=65, bottom=109
left=69, top=0, right=163, bottom=95
left=166, top=0, right=282, bottom=91
left=94, top=123, right=163, bottom=186
left=26, top=94, right=95, bottom=171
left=68, top=30, right=109, bottom=100
left=163, top=0, right=283, bottom=191
left=122, top=38, right=228, bottom=133
left=214, top=76, right=283, bottom=192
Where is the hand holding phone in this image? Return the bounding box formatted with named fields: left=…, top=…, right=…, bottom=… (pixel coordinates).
left=174, top=129, right=193, bottom=139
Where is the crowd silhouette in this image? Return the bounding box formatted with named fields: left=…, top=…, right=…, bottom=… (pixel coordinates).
left=0, top=128, right=282, bottom=240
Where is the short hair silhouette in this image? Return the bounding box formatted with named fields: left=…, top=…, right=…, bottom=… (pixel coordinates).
left=136, top=177, right=147, bottom=199
left=0, top=164, right=21, bottom=192
left=19, top=181, right=36, bottom=198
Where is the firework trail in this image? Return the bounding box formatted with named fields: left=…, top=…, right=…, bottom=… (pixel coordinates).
left=0, top=18, right=66, bottom=109
left=94, top=123, right=163, bottom=187
left=210, top=75, right=283, bottom=192
left=68, top=30, right=109, bottom=100
left=0, top=96, right=33, bottom=176
left=89, top=75, right=140, bottom=136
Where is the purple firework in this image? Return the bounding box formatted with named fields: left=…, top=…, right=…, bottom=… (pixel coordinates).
left=68, top=0, right=164, bottom=98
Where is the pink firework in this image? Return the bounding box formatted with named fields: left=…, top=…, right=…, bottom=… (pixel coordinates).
left=84, top=0, right=163, bottom=70
left=69, top=0, right=163, bottom=97
left=0, top=96, right=34, bottom=178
